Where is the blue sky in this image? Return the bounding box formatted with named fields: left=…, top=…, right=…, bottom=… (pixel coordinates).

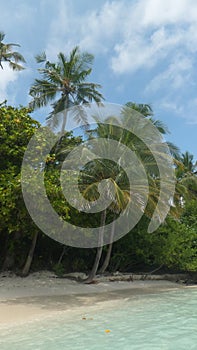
left=1, top=0, right=197, bottom=160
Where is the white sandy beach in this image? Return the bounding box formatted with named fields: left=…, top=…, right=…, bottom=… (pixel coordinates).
left=0, top=271, right=193, bottom=327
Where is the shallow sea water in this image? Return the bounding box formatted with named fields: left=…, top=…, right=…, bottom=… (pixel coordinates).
left=0, top=288, right=196, bottom=350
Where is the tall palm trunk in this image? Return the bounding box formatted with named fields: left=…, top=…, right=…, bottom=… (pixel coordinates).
left=54, top=115, right=67, bottom=154
left=84, top=210, right=106, bottom=284
left=54, top=98, right=68, bottom=154
left=99, top=219, right=115, bottom=274
left=60, top=109, right=67, bottom=135
left=21, top=231, right=39, bottom=277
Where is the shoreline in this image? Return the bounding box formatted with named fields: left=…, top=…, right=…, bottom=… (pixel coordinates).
left=0, top=271, right=196, bottom=327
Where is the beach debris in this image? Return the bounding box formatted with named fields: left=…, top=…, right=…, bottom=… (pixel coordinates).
left=105, top=329, right=111, bottom=333
left=85, top=279, right=99, bottom=284
left=63, top=272, right=87, bottom=280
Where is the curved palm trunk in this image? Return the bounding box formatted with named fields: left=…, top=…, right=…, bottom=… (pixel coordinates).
left=84, top=210, right=106, bottom=284
left=60, top=109, right=67, bottom=135
left=21, top=231, right=39, bottom=277
left=99, top=219, right=115, bottom=274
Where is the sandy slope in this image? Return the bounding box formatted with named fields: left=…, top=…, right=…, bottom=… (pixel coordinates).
left=0, top=271, right=189, bottom=327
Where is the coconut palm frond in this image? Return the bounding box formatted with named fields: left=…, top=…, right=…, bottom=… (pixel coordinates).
left=0, top=32, right=25, bottom=70
left=29, top=47, right=104, bottom=132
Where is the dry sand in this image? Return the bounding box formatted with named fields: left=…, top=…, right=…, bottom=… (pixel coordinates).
left=0, top=271, right=191, bottom=327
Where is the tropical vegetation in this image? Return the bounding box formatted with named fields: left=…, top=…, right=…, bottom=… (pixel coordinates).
left=0, top=33, right=196, bottom=281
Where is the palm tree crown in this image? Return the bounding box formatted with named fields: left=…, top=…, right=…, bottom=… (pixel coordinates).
left=0, top=31, right=25, bottom=71
left=180, top=151, right=197, bottom=174
left=175, top=151, right=197, bottom=202
left=29, top=46, right=104, bottom=127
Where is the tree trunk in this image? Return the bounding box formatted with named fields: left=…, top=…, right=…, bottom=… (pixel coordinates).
left=2, top=231, right=21, bottom=271
left=60, top=109, right=67, bottom=135
left=54, top=107, right=68, bottom=154
left=57, top=245, right=66, bottom=265
left=2, top=251, right=15, bottom=271
left=99, top=219, right=115, bottom=274
left=21, top=231, right=39, bottom=277
left=84, top=210, right=106, bottom=284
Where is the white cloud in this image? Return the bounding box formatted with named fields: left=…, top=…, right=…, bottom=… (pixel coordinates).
left=146, top=56, right=193, bottom=93
left=45, top=1, right=75, bottom=59
left=160, top=100, right=184, bottom=115
left=45, top=0, right=125, bottom=58
left=158, top=97, right=197, bottom=125
left=140, top=0, right=197, bottom=26
left=44, top=0, right=197, bottom=78
left=0, top=1, right=38, bottom=37
left=0, top=63, right=19, bottom=103
left=1, top=0, right=197, bottom=128
left=182, top=100, right=197, bottom=125
left=110, top=0, right=197, bottom=74
left=40, top=0, right=197, bottom=129
left=111, top=26, right=185, bottom=73
left=79, top=1, right=125, bottom=52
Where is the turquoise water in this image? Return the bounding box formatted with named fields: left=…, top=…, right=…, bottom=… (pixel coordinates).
left=0, top=288, right=196, bottom=350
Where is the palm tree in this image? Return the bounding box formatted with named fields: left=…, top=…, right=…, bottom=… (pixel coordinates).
left=56, top=102, right=177, bottom=281
left=175, top=151, right=197, bottom=203
left=80, top=162, right=131, bottom=283
left=180, top=151, right=197, bottom=174
left=0, top=31, right=25, bottom=70
left=29, top=46, right=104, bottom=132
left=80, top=102, right=173, bottom=281
left=88, top=103, right=181, bottom=277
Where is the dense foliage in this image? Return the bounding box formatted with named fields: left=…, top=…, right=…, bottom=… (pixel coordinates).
left=0, top=105, right=196, bottom=277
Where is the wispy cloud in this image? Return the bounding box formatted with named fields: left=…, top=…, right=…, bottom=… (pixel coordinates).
left=158, top=97, right=197, bottom=125
left=146, top=56, right=193, bottom=93
left=110, top=0, right=197, bottom=74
